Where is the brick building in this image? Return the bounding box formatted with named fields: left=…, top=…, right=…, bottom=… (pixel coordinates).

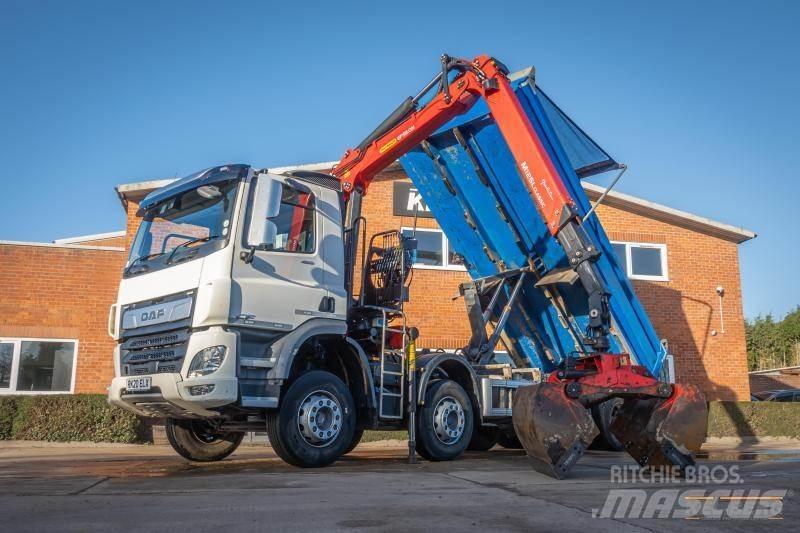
left=0, top=162, right=756, bottom=399
left=750, top=367, right=800, bottom=395
left=0, top=232, right=125, bottom=393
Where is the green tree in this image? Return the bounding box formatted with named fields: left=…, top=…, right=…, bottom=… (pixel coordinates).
left=746, top=307, right=800, bottom=371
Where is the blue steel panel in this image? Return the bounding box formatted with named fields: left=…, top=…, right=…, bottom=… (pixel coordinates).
left=399, top=76, right=666, bottom=375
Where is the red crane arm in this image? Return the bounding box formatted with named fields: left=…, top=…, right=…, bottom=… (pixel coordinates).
left=335, top=54, right=612, bottom=351
left=331, top=54, right=576, bottom=237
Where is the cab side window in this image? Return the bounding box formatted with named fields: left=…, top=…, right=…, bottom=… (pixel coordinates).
left=271, top=184, right=316, bottom=253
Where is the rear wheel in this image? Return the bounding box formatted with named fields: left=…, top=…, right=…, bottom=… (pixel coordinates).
left=266, top=370, right=356, bottom=467
left=496, top=428, right=523, bottom=449
left=468, top=425, right=498, bottom=451
left=416, top=380, right=474, bottom=461
left=165, top=418, right=244, bottom=462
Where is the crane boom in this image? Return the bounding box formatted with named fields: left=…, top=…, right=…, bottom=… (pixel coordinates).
left=333, top=54, right=611, bottom=351
left=333, top=54, right=574, bottom=236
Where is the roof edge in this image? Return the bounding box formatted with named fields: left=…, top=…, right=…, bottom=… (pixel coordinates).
left=749, top=365, right=800, bottom=375
left=268, top=160, right=339, bottom=174
left=53, top=230, right=125, bottom=244
left=117, top=179, right=176, bottom=195
left=0, top=240, right=124, bottom=252
left=582, top=182, right=756, bottom=244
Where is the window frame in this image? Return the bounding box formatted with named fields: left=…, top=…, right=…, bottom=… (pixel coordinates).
left=0, top=338, right=78, bottom=395
left=659, top=352, right=676, bottom=384
left=400, top=227, right=466, bottom=271
left=124, top=178, right=240, bottom=279
left=611, top=241, right=669, bottom=282
left=247, top=178, right=318, bottom=256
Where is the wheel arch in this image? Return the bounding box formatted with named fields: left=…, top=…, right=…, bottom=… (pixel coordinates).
left=416, top=352, right=483, bottom=424
left=268, top=321, right=376, bottom=427
left=267, top=318, right=347, bottom=380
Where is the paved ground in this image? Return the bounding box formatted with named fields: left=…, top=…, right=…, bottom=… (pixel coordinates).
left=0, top=439, right=798, bottom=532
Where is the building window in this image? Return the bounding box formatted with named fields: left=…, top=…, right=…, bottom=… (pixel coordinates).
left=0, top=339, right=77, bottom=394
left=611, top=241, right=668, bottom=281
left=659, top=353, right=675, bottom=384
left=400, top=228, right=465, bottom=271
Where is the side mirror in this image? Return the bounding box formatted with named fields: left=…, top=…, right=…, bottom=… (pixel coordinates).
left=247, top=174, right=282, bottom=249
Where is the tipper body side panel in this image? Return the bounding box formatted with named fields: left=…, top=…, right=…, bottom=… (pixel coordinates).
left=398, top=73, right=667, bottom=376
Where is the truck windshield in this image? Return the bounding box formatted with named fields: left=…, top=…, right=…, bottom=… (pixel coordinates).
left=126, top=179, right=239, bottom=276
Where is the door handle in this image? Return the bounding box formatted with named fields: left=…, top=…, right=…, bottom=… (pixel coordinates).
left=301, top=260, right=315, bottom=265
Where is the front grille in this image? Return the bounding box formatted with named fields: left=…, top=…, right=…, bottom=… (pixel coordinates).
left=125, top=331, right=186, bottom=350
left=121, top=328, right=189, bottom=377
left=127, top=348, right=183, bottom=362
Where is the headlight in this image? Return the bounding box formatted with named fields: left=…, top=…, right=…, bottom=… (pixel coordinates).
left=188, top=345, right=227, bottom=378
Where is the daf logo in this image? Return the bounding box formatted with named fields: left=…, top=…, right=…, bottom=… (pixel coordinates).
left=122, top=296, right=192, bottom=331
left=141, top=308, right=166, bottom=322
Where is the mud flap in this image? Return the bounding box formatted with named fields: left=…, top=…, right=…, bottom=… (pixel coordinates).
left=609, top=384, right=708, bottom=474
left=512, top=383, right=599, bottom=479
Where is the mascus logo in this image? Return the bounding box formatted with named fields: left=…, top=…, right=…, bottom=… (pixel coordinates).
left=141, top=308, right=166, bottom=322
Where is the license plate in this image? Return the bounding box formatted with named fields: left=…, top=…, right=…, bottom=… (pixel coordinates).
left=126, top=376, right=151, bottom=392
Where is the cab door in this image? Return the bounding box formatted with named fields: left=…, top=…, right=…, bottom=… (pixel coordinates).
left=231, top=177, right=328, bottom=331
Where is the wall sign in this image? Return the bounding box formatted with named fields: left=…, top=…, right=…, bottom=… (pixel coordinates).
left=392, top=181, right=435, bottom=218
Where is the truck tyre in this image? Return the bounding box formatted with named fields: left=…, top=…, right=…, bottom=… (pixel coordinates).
left=590, top=398, right=625, bottom=451
left=344, top=428, right=365, bottom=455
left=467, top=425, right=498, bottom=451
left=266, top=370, right=356, bottom=468
left=416, top=380, right=474, bottom=461
left=496, top=429, right=523, bottom=449
left=164, top=418, right=244, bottom=462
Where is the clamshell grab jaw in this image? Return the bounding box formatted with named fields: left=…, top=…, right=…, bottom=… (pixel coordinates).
left=512, top=354, right=708, bottom=479
left=609, top=383, right=708, bottom=474
left=512, top=383, right=599, bottom=479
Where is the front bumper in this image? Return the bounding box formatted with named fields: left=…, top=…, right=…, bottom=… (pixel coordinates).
left=108, top=327, right=239, bottom=418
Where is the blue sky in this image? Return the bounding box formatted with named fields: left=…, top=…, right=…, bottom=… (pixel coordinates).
left=0, top=0, right=797, bottom=319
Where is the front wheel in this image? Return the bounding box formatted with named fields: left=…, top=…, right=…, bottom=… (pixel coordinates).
left=416, top=380, right=474, bottom=461
left=266, top=370, right=356, bottom=467
left=165, top=418, right=244, bottom=462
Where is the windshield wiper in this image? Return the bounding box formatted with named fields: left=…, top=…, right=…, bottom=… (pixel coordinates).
left=125, top=252, right=166, bottom=274
left=166, top=234, right=220, bottom=264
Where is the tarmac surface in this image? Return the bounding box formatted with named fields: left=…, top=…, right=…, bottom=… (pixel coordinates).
left=0, top=438, right=798, bottom=532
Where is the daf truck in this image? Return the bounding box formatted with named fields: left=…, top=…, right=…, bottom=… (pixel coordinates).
left=108, top=55, right=706, bottom=477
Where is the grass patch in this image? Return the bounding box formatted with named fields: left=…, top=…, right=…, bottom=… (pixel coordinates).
left=362, top=430, right=408, bottom=443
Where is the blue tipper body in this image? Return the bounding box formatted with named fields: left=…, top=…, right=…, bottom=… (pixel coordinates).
left=398, top=68, right=667, bottom=376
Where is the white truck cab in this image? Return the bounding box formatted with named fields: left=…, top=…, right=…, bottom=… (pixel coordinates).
left=109, top=163, right=533, bottom=466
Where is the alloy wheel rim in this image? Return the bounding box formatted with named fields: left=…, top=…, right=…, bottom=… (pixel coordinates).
left=297, top=390, right=343, bottom=447
left=432, top=396, right=465, bottom=445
